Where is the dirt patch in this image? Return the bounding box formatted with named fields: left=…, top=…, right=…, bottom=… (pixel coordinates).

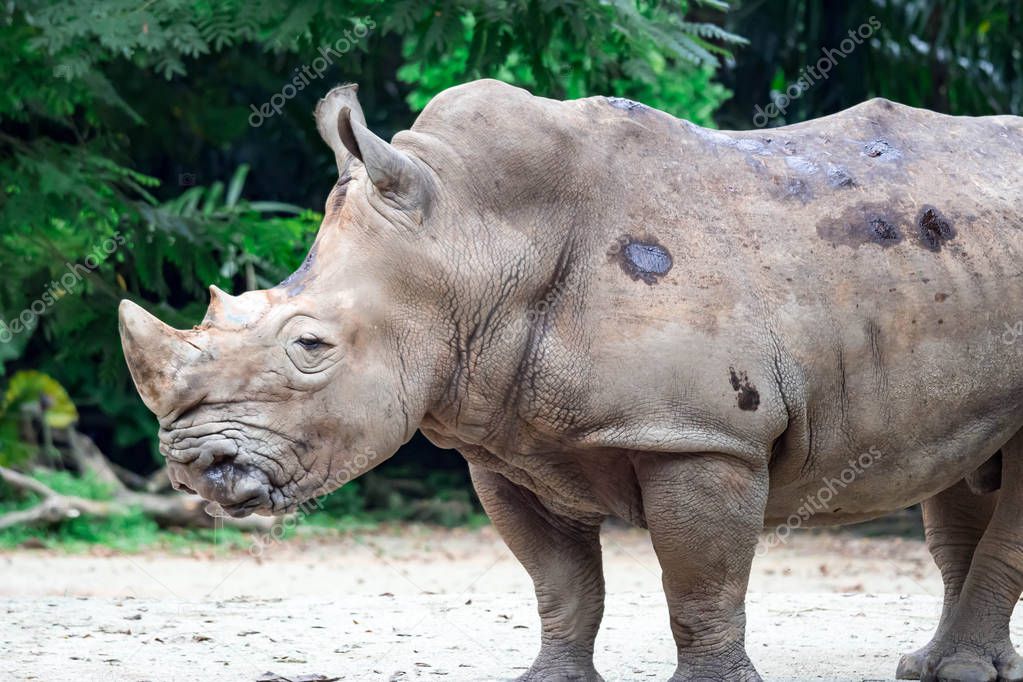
left=2, top=526, right=1006, bottom=681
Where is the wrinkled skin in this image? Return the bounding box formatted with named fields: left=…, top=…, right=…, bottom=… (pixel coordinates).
left=120, top=80, right=1023, bottom=681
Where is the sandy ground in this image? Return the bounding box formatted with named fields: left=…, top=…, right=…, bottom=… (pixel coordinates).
left=1, top=525, right=1018, bottom=681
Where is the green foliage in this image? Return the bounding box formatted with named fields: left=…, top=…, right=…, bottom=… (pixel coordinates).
left=30, top=468, right=115, bottom=499
left=869, top=1, right=1021, bottom=115
left=356, top=462, right=484, bottom=527
left=0, top=159, right=318, bottom=463
left=396, top=1, right=743, bottom=124
left=311, top=480, right=366, bottom=518
left=0, top=371, right=79, bottom=465
left=2, top=371, right=79, bottom=429
left=40, top=511, right=163, bottom=550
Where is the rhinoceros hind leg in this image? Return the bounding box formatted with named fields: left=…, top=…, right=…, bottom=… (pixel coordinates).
left=633, top=452, right=768, bottom=682
left=896, top=479, right=998, bottom=679
left=902, top=432, right=1023, bottom=682
left=965, top=451, right=1002, bottom=495
left=468, top=463, right=606, bottom=682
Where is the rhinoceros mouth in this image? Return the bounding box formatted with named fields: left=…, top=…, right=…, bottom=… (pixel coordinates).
left=158, top=414, right=307, bottom=515
left=167, top=458, right=277, bottom=517
left=205, top=495, right=270, bottom=519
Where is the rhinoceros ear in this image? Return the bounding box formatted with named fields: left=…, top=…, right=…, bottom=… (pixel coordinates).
left=337, top=106, right=429, bottom=207
left=315, top=84, right=366, bottom=176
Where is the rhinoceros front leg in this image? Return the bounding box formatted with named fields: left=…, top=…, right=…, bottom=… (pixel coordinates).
left=906, top=432, right=1023, bottom=682
left=469, top=463, right=606, bottom=682
left=633, top=452, right=768, bottom=682
left=896, top=478, right=997, bottom=680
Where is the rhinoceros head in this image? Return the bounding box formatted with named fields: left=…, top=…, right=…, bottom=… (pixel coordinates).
left=119, top=84, right=449, bottom=517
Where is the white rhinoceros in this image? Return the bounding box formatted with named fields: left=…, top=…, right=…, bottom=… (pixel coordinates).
left=119, top=80, right=1023, bottom=682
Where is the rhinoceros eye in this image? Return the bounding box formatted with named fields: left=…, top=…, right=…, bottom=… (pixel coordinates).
left=282, top=318, right=342, bottom=376
left=296, top=335, right=325, bottom=351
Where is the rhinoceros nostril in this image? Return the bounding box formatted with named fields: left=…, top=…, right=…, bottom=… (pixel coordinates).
left=194, top=451, right=235, bottom=469
left=193, top=440, right=239, bottom=469
left=210, top=453, right=235, bottom=467
left=173, top=481, right=198, bottom=495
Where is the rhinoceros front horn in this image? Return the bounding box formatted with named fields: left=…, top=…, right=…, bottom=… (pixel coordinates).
left=118, top=300, right=203, bottom=420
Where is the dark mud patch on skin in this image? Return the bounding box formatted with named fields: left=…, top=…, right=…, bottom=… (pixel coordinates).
left=816, top=203, right=904, bottom=249
left=605, top=97, right=649, bottom=113
left=916, top=205, right=956, bottom=252
left=869, top=217, right=899, bottom=241
left=612, top=235, right=673, bottom=285
left=728, top=368, right=760, bottom=412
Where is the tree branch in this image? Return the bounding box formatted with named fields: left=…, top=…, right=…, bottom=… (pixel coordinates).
left=66, top=430, right=125, bottom=491
left=0, top=466, right=60, bottom=498
left=0, top=465, right=276, bottom=533
left=0, top=466, right=115, bottom=530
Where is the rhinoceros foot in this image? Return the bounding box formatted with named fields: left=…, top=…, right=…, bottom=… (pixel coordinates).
left=897, top=644, right=933, bottom=679
left=897, top=637, right=1023, bottom=681
left=513, top=661, right=604, bottom=682
left=668, top=648, right=762, bottom=682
